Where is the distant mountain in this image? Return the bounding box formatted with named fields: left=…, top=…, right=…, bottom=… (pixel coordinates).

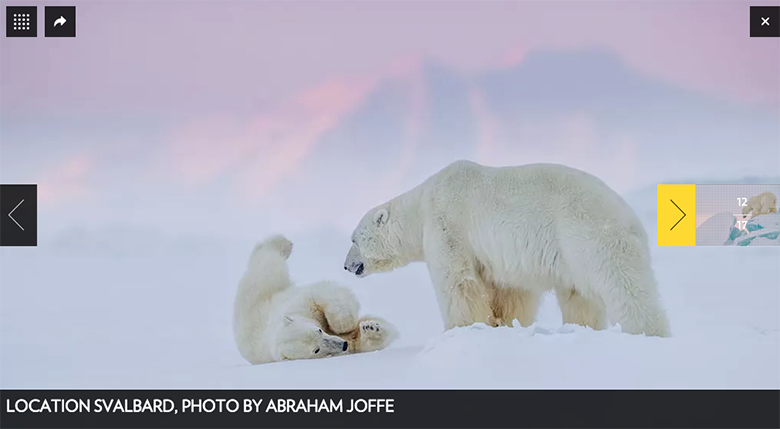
left=287, top=47, right=779, bottom=208
left=40, top=46, right=780, bottom=252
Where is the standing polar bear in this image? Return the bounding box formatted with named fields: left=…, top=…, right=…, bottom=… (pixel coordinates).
left=234, top=235, right=398, bottom=365
left=742, top=192, right=777, bottom=218
left=344, top=160, right=670, bottom=337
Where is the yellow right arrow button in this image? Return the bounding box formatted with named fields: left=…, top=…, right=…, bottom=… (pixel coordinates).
left=657, top=185, right=697, bottom=246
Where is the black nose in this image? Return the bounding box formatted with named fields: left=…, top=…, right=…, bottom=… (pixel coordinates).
left=355, top=263, right=364, bottom=276
left=343, top=265, right=348, bottom=271
left=342, top=341, right=348, bottom=351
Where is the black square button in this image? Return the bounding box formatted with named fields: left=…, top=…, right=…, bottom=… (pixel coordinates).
left=45, top=6, right=75, bottom=37
left=5, top=6, right=37, bottom=38
left=0, top=184, right=37, bottom=247
left=750, top=6, right=780, bottom=37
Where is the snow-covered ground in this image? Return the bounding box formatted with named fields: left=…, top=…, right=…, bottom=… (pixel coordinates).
left=1, top=179, right=778, bottom=389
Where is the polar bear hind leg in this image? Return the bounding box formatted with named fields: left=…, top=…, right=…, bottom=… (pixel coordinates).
left=554, top=286, right=607, bottom=330
left=560, top=233, right=671, bottom=337
left=307, top=281, right=360, bottom=335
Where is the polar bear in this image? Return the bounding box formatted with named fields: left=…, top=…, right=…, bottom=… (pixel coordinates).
left=742, top=192, right=777, bottom=219
left=344, top=160, right=670, bottom=337
left=234, top=235, right=398, bottom=364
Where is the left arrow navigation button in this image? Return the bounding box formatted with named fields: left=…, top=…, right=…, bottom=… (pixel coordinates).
left=0, top=184, right=37, bottom=247
left=8, top=199, right=26, bottom=231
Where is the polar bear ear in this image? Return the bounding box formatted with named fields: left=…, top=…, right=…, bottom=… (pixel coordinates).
left=282, top=316, right=295, bottom=326
left=372, top=208, right=389, bottom=226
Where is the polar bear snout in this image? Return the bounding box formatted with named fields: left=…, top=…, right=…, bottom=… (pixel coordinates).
left=344, top=245, right=366, bottom=277
left=344, top=262, right=365, bottom=277
left=322, top=335, right=349, bottom=354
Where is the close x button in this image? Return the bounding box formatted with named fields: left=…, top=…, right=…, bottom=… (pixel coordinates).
left=0, top=184, right=38, bottom=247
left=751, top=6, right=780, bottom=37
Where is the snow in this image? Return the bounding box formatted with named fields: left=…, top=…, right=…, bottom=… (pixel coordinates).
left=696, top=212, right=780, bottom=246
left=748, top=213, right=780, bottom=232
left=1, top=180, right=778, bottom=389
left=695, top=212, right=737, bottom=246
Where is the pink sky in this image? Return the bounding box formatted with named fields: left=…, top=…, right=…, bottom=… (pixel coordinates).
left=2, top=0, right=778, bottom=114
left=1, top=0, right=779, bottom=236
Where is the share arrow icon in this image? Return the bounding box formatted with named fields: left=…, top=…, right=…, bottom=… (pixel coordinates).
left=53, top=16, right=66, bottom=27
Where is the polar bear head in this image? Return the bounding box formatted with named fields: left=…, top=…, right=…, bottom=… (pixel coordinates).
left=275, top=316, right=348, bottom=361
left=344, top=205, right=408, bottom=278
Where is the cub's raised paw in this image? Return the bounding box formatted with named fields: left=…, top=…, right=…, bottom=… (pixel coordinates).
left=262, top=235, right=293, bottom=259
left=360, top=320, right=383, bottom=337
left=355, top=316, right=398, bottom=353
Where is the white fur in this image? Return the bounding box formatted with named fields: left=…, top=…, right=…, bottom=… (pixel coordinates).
left=234, top=235, right=398, bottom=365
left=344, top=160, right=671, bottom=337
left=742, top=192, right=777, bottom=218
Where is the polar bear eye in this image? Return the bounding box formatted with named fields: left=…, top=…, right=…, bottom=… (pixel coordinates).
left=318, top=329, right=323, bottom=334
left=313, top=348, right=320, bottom=354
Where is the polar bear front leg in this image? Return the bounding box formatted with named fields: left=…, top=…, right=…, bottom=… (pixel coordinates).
left=435, top=272, right=495, bottom=330
left=492, top=286, right=542, bottom=327
left=425, top=225, right=496, bottom=330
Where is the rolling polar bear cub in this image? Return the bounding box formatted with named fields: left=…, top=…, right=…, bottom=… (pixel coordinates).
left=234, top=235, right=398, bottom=365
left=344, top=160, right=670, bottom=337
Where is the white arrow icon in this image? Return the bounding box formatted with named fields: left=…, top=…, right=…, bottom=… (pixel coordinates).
left=8, top=199, right=25, bottom=231
left=54, top=16, right=66, bottom=27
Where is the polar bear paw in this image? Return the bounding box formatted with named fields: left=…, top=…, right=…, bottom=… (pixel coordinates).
left=356, top=317, right=398, bottom=353
left=260, top=235, right=293, bottom=260
left=360, top=320, right=383, bottom=337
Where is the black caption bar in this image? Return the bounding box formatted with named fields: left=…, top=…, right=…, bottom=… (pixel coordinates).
left=1, top=389, right=778, bottom=428
left=750, top=6, right=780, bottom=37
